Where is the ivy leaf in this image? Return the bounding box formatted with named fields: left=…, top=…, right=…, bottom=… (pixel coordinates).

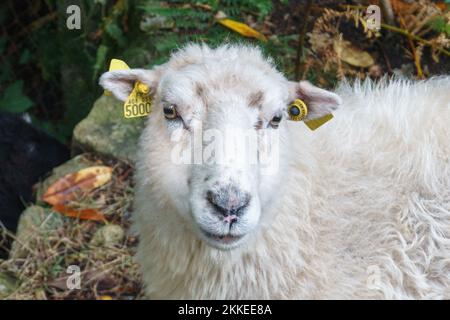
left=0, top=80, right=34, bottom=112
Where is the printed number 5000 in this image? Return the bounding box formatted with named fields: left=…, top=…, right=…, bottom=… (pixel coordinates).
left=124, top=102, right=151, bottom=118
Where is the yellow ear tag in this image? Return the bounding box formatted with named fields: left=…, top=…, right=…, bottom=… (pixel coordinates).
left=104, top=59, right=130, bottom=96
left=288, top=99, right=308, bottom=121
left=123, top=82, right=152, bottom=118
left=109, top=58, right=130, bottom=71
left=104, top=59, right=153, bottom=118
left=288, top=98, right=333, bottom=130
left=304, top=114, right=334, bottom=131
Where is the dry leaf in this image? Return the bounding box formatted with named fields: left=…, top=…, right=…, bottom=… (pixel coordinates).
left=217, top=19, right=267, bottom=42
left=52, top=204, right=106, bottom=222
left=391, top=0, right=414, bottom=14
left=435, top=2, right=447, bottom=11
left=333, top=39, right=374, bottom=68
left=42, top=166, right=113, bottom=206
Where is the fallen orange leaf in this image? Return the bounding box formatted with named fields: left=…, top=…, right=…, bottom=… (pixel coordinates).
left=52, top=204, right=106, bottom=222
left=42, top=166, right=113, bottom=206
left=217, top=18, right=267, bottom=42
left=435, top=2, right=447, bottom=11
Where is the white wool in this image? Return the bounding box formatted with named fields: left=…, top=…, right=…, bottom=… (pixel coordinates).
left=129, top=44, right=450, bottom=299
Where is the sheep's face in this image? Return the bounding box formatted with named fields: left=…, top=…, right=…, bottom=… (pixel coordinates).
left=100, top=44, right=341, bottom=250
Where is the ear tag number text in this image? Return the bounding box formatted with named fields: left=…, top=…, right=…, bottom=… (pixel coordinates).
left=123, top=82, right=152, bottom=118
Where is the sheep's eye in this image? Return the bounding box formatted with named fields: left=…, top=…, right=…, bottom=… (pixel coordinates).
left=269, top=115, right=282, bottom=128
left=163, top=105, right=179, bottom=120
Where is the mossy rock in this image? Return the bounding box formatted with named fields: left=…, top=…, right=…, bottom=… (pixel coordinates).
left=10, top=206, right=66, bottom=259
left=72, top=95, right=146, bottom=163
left=0, top=272, right=18, bottom=298
left=90, top=225, right=125, bottom=247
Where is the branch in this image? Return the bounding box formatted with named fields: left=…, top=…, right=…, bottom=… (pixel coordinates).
left=381, top=23, right=450, bottom=57
left=379, top=0, right=395, bottom=26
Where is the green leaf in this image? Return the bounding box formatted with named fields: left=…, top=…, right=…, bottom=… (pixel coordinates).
left=93, top=45, right=108, bottom=81
left=19, top=49, right=31, bottom=65
left=429, top=17, right=450, bottom=37
left=0, top=81, right=34, bottom=112
left=105, top=23, right=126, bottom=47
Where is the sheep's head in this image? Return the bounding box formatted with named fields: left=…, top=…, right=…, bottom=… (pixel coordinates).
left=100, top=44, right=341, bottom=250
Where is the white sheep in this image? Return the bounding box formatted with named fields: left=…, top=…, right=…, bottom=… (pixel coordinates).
left=100, top=44, right=450, bottom=299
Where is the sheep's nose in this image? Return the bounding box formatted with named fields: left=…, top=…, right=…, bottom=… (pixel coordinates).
left=206, top=186, right=251, bottom=218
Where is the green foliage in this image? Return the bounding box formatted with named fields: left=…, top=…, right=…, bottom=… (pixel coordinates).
left=93, top=45, right=109, bottom=81
left=219, top=0, right=271, bottom=19
left=137, top=0, right=279, bottom=70
left=0, top=81, right=34, bottom=113
left=429, top=16, right=450, bottom=37
left=247, top=0, right=273, bottom=19
left=105, top=23, right=127, bottom=47
left=263, top=34, right=297, bottom=75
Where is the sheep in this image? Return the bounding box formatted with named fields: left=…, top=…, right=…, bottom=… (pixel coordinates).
left=100, top=44, right=450, bottom=299
left=0, top=112, right=69, bottom=259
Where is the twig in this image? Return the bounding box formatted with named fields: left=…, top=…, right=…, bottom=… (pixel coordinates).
left=381, top=23, right=450, bottom=57
left=17, top=12, right=58, bottom=38
left=399, top=17, right=424, bottom=79
left=380, top=0, right=395, bottom=26
left=338, top=4, right=368, bottom=10
left=295, top=0, right=314, bottom=80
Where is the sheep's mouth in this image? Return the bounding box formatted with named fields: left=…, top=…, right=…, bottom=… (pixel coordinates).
left=199, top=228, right=244, bottom=246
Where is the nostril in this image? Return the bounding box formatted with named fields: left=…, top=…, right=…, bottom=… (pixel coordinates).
left=206, top=190, right=227, bottom=215
left=223, top=214, right=238, bottom=224
left=206, top=189, right=251, bottom=217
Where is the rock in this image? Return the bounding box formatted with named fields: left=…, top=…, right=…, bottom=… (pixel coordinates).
left=0, top=272, right=18, bottom=298
left=72, top=95, right=146, bottom=163
left=90, top=225, right=125, bottom=247
left=10, top=206, right=65, bottom=259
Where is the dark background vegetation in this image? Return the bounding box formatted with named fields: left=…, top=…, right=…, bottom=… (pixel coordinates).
left=0, top=0, right=449, bottom=143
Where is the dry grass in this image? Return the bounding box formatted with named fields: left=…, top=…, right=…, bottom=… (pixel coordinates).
left=0, top=154, right=143, bottom=300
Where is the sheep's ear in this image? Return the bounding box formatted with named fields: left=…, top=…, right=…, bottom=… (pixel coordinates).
left=99, top=69, right=159, bottom=102
left=288, top=81, right=342, bottom=120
